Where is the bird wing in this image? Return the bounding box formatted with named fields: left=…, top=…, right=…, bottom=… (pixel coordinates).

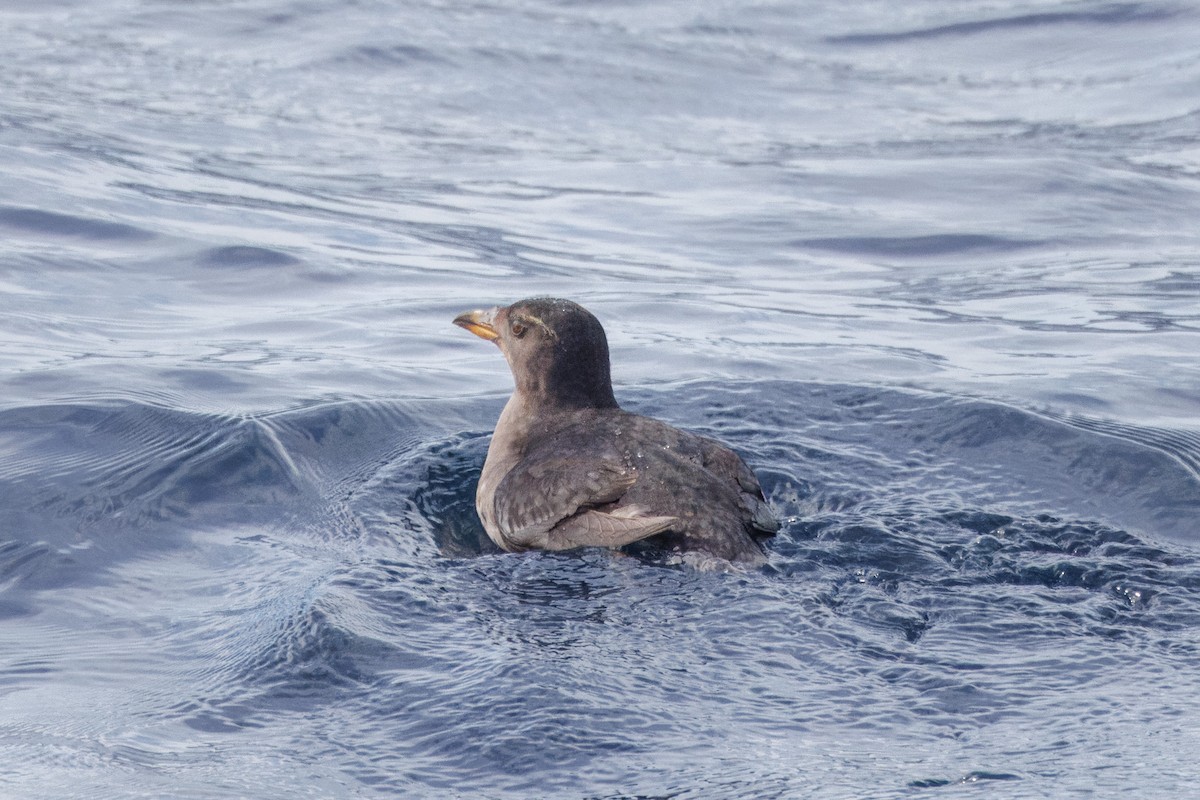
left=695, top=434, right=780, bottom=535
left=491, top=456, right=677, bottom=551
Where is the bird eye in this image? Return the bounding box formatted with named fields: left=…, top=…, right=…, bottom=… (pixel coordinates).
left=510, top=320, right=527, bottom=337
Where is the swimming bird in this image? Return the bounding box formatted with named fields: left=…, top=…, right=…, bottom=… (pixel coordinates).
left=453, top=297, right=778, bottom=566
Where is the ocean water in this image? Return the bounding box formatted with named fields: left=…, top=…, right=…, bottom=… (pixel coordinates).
left=2, top=0, right=1199, bottom=797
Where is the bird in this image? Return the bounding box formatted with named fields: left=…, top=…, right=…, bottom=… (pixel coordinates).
left=453, top=297, right=778, bottom=566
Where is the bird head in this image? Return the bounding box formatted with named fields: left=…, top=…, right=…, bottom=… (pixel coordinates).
left=454, top=297, right=619, bottom=410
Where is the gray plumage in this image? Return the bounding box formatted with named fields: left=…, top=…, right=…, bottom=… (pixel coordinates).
left=454, top=297, right=778, bottom=565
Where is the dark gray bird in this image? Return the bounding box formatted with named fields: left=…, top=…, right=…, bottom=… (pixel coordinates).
left=454, top=297, right=778, bottom=566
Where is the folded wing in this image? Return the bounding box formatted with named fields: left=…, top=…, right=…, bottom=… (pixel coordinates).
left=491, top=456, right=678, bottom=552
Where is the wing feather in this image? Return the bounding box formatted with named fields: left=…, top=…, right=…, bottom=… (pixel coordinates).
left=493, top=456, right=671, bottom=550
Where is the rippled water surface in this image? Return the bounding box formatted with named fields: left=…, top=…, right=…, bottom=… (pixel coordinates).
left=3, top=1, right=1200, bottom=797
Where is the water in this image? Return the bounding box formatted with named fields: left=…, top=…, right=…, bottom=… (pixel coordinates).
left=2, top=0, right=1199, bottom=797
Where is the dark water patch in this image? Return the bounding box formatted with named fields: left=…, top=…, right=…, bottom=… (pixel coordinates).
left=256, top=604, right=377, bottom=693
left=123, top=175, right=546, bottom=276
left=0, top=401, right=317, bottom=591
left=0, top=595, right=36, bottom=620
left=1149, top=269, right=1200, bottom=294
left=910, top=770, right=1023, bottom=788
left=177, top=700, right=267, bottom=734
left=201, top=595, right=403, bottom=732
left=154, top=366, right=258, bottom=397
left=0, top=396, right=484, bottom=551
left=334, top=44, right=450, bottom=69
left=406, top=433, right=496, bottom=557
left=214, top=398, right=506, bottom=561
left=0, top=657, right=56, bottom=687
left=827, top=3, right=1175, bottom=45
left=0, top=206, right=155, bottom=242
left=50, top=405, right=310, bottom=524
left=0, top=394, right=494, bottom=594
left=795, top=234, right=1043, bottom=258
left=322, top=558, right=739, bottom=796
left=681, top=23, right=758, bottom=37
left=155, top=558, right=412, bottom=734
left=622, top=381, right=1200, bottom=647
left=195, top=245, right=302, bottom=270
left=0, top=540, right=57, bottom=598
left=182, top=244, right=354, bottom=294
left=263, top=399, right=444, bottom=490
left=781, top=498, right=1200, bottom=647
left=938, top=512, right=1196, bottom=598
left=3, top=382, right=1199, bottom=797
left=1046, top=411, right=1200, bottom=479
left=696, top=381, right=1200, bottom=546
left=336, top=429, right=496, bottom=558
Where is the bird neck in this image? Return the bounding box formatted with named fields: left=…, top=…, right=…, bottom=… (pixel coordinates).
left=514, top=384, right=618, bottom=413
left=510, top=354, right=619, bottom=410
left=487, top=393, right=569, bottom=469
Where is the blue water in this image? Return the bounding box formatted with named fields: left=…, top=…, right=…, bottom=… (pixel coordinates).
left=3, top=1, right=1200, bottom=797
